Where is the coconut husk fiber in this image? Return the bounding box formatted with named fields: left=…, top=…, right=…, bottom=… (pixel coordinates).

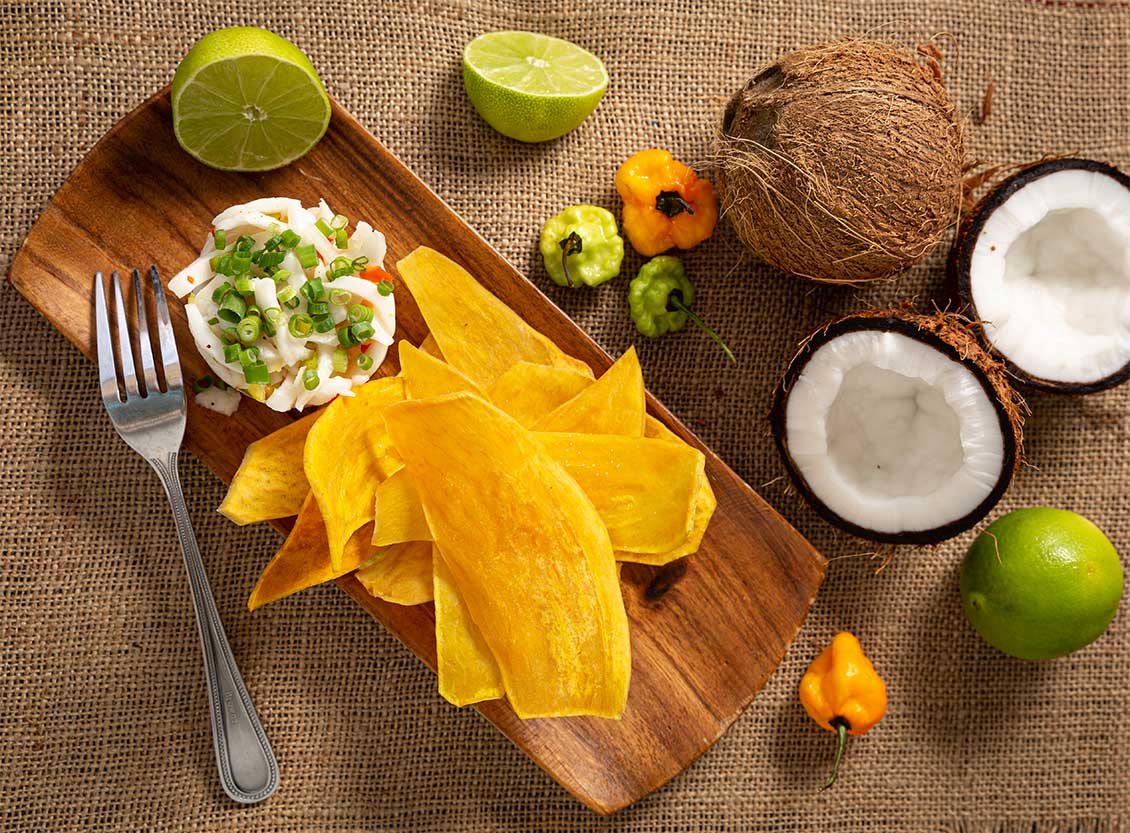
left=1, top=1, right=1128, bottom=832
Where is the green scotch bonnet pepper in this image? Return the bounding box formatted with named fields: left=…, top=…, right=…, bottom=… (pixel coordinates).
left=629, top=255, right=736, bottom=362
left=539, top=205, right=625, bottom=288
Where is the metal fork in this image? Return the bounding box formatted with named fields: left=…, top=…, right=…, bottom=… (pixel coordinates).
left=94, top=267, right=278, bottom=804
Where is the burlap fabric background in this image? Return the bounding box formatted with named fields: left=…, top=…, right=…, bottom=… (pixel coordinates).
left=3, top=1, right=1129, bottom=830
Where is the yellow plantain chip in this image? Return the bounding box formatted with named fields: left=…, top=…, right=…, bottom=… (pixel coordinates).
left=305, top=376, right=405, bottom=572
left=219, top=411, right=321, bottom=525
left=398, top=340, right=483, bottom=400
left=536, top=346, right=645, bottom=436
left=487, top=362, right=592, bottom=428
left=396, top=247, right=593, bottom=388
left=536, top=433, right=702, bottom=554
left=248, top=492, right=378, bottom=611
left=372, top=435, right=700, bottom=554
left=384, top=393, right=630, bottom=719
left=617, top=474, right=717, bottom=565
left=354, top=540, right=435, bottom=605
left=645, top=413, right=680, bottom=443
left=433, top=545, right=504, bottom=707
left=372, top=468, right=431, bottom=546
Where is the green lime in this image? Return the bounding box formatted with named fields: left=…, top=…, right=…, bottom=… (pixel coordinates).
left=171, top=27, right=330, bottom=171
left=462, top=31, right=608, bottom=143
left=961, top=508, right=1123, bottom=660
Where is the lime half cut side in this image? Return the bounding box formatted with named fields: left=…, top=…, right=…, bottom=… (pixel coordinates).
left=463, top=31, right=609, bottom=143
left=172, top=27, right=331, bottom=172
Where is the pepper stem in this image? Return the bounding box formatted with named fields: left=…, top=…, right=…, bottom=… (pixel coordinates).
left=822, top=718, right=850, bottom=790
left=558, top=231, right=583, bottom=288
left=668, top=294, right=737, bottom=364
left=656, top=190, right=696, bottom=217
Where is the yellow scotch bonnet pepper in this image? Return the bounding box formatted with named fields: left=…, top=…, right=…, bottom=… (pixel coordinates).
left=799, top=631, right=888, bottom=788
left=615, top=148, right=719, bottom=256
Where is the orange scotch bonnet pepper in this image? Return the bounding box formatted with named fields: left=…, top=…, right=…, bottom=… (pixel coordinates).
left=799, top=631, right=888, bottom=788
left=615, top=148, right=718, bottom=256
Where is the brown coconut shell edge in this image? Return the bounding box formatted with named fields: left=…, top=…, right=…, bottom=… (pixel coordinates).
left=948, top=157, right=1130, bottom=395
left=770, top=310, right=1025, bottom=545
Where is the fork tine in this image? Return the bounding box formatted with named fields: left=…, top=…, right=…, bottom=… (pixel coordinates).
left=133, top=268, right=161, bottom=393
left=111, top=271, right=140, bottom=398
left=93, top=272, right=121, bottom=403
left=150, top=265, right=183, bottom=390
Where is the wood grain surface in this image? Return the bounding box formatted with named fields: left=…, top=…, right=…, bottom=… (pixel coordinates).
left=8, top=87, right=826, bottom=814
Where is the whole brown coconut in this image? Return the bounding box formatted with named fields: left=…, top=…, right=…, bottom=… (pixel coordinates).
left=716, top=40, right=966, bottom=283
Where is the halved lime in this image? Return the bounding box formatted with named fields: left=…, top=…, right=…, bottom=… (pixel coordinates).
left=171, top=27, right=330, bottom=171
left=463, top=31, right=608, bottom=143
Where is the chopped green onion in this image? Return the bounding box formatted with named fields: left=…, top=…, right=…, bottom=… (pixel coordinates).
left=330, top=256, right=353, bottom=277
left=209, top=254, right=223, bottom=270
left=214, top=377, right=228, bottom=391
left=237, top=316, right=262, bottom=344
left=259, top=250, right=286, bottom=269
left=192, top=375, right=213, bottom=393
left=330, top=214, right=348, bottom=229
left=207, top=317, right=220, bottom=326
left=306, top=300, right=329, bottom=316
left=332, top=348, right=349, bottom=374
left=296, top=244, right=318, bottom=269
left=315, top=218, right=333, bottom=237
left=272, top=269, right=291, bottom=285
left=283, top=295, right=301, bottom=310
left=334, top=228, right=348, bottom=249
left=277, top=285, right=297, bottom=306
left=213, top=229, right=227, bottom=249
left=301, top=278, right=325, bottom=301
left=302, top=369, right=320, bottom=391
left=243, top=361, right=270, bottom=385
left=304, top=357, right=319, bottom=371
left=232, top=251, right=253, bottom=273
left=235, top=234, right=255, bottom=253
left=264, top=307, right=283, bottom=327
left=245, top=304, right=261, bottom=318
left=217, top=293, right=247, bottom=323
left=234, top=275, right=254, bottom=296
left=356, top=352, right=374, bottom=371
left=260, top=311, right=278, bottom=338
left=312, top=314, right=336, bottom=333
left=352, top=256, right=369, bottom=272
left=219, top=328, right=240, bottom=345
left=347, top=304, right=373, bottom=324
left=262, top=233, right=284, bottom=251
left=329, top=288, right=352, bottom=306
left=338, top=326, right=360, bottom=348
left=268, top=222, right=281, bottom=235
left=211, top=282, right=234, bottom=303
left=223, top=343, right=240, bottom=363
left=215, top=253, right=235, bottom=276
left=377, top=279, right=394, bottom=297
left=351, top=321, right=376, bottom=342
left=288, top=314, right=314, bottom=338
left=280, top=229, right=301, bottom=249
left=238, top=346, right=261, bottom=368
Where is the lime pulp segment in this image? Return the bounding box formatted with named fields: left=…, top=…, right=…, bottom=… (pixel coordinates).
left=173, top=54, right=330, bottom=171
left=464, top=31, right=608, bottom=96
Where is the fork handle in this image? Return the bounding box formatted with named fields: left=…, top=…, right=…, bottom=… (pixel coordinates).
left=150, top=452, right=279, bottom=804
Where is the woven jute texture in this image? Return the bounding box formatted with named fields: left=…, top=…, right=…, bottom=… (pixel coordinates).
left=3, top=1, right=1129, bottom=831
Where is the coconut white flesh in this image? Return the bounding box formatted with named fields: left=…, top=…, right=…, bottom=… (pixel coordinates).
left=969, top=168, right=1130, bottom=383
left=785, top=329, right=1005, bottom=536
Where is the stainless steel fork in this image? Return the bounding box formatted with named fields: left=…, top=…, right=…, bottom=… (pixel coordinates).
left=93, top=267, right=278, bottom=804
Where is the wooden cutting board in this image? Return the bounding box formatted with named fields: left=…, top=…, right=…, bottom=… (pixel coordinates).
left=9, top=87, right=826, bottom=815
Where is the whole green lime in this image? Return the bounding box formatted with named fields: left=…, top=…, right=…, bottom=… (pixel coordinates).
left=961, top=508, right=1123, bottom=660
left=172, top=27, right=330, bottom=171
left=462, top=31, right=608, bottom=143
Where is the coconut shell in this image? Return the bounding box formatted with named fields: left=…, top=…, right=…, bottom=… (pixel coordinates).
left=716, top=40, right=966, bottom=283
left=770, top=308, right=1025, bottom=544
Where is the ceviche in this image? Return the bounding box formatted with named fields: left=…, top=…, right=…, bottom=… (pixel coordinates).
left=169, top=197, right=395, bottom=413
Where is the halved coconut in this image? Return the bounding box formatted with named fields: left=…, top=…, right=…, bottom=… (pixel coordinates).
left=770, top=311, right=1023, bottom=544
left=951, top=158, right=1130, bottom=393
